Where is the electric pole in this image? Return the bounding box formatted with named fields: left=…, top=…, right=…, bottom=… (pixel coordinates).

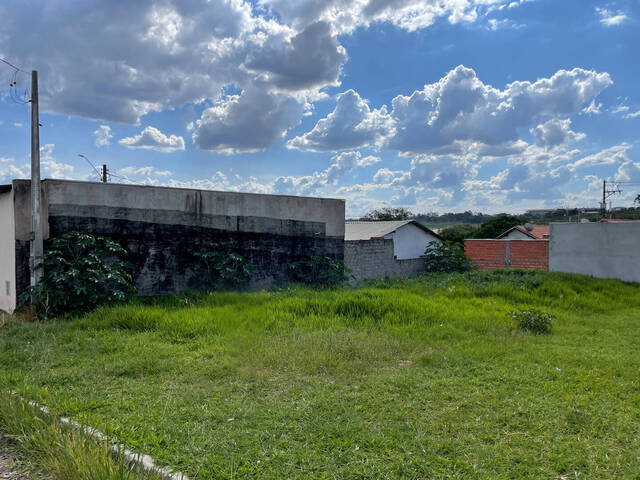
left=601, top=180, right=606, bottom=216
left=102, top=164, right=108, bottom=183
left=30, top=70, right=43, bottom=286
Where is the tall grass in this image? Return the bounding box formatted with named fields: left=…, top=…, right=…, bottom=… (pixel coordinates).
left=0, top=392, right=162, bottom=479
left=1, top=271, right=640, bottom=479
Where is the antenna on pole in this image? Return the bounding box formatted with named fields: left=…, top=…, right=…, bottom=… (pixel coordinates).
left=30, top=70, right=43, bottom=287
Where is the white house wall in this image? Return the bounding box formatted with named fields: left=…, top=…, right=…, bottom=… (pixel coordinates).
left=0, top=190, right=16, bottom=313
left=388, top=223, right=440, bottom=260
left=502, top=229, right=533, bottom=240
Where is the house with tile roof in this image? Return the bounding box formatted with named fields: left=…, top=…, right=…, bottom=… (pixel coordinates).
left=344, top=220, right=442, bottom=280
left=497, top=223, right=550, bottom=240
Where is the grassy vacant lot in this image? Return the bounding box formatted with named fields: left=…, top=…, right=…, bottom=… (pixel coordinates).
left=2, top=271, right=640, bottom=479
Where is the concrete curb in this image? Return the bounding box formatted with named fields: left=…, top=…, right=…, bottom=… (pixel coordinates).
left=12, top=394, right=189, bottom=480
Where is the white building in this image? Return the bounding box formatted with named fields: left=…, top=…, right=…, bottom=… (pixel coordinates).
left=344, top=220, right=442, bottom=280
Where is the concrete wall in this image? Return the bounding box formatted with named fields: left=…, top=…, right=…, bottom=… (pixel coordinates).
left=465, top=239, right=549, bottom=271
left=0, top=189, right=16, bottom=313
left=345, top=238, right=425, bottom=281
left=387, top=223, right=440, bottom=260
left=549, top=222, right=640, bottom=282
left=13, top=179, right=345, bottom=297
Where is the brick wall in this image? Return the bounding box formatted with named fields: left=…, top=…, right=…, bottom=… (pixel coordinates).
left=345, top=239, right=425, bottom=281
left=464, top=239, right=548, bottom=271
left=509, top=240, right=549, bottom=270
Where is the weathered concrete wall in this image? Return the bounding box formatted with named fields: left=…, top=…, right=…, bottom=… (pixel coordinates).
left=388, top=223, right=440, bottom=260
left=0, top=189, right=16, bottom=313
left=13, top=179, right=345, bottom=296
left=549, top=222, right=640, bottom=282
left=465, top=239, right=549, bottom=271
left=345, top=239, right=425, bottom=281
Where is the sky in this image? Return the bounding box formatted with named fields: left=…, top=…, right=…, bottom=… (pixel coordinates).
left=0, top=0, right=638, bottom=217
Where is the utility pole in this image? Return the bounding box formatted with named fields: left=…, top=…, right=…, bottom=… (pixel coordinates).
left=601, top=180, right=606, bottom=216
left=30, top=70, right=43, bottom=287
left=102, top=164, right=108, bottom=183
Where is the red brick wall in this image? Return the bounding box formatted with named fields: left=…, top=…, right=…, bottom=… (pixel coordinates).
left=464, top=240, right=506, bottom=270
left=509, top=240, right=549, bottom=270
left=464, top=240, right=549, bottom=271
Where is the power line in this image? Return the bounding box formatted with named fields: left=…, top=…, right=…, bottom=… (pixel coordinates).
left=0, top=57, right=29, bottom=74
left=77, top=154, right=103, bottom=180
left=1, top=57, right=31, bottom=105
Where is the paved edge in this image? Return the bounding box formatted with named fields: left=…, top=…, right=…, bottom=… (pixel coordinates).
left=11, top=394, right=189, bottom=480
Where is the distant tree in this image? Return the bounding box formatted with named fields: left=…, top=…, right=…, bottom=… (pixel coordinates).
left=635, top=194, right=640, bottom=207
left=361, top=207, right=413, bottom=221
left=439, top=223, right=478, bottom=246
left=471, top=214, right=524, bottom=239
left=413, top=210, right=494, bottom=225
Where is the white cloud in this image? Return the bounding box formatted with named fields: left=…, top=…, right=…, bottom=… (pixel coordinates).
left=244, top=21, right=346, bottom=91
left=569, top=143, right=632, bottom=169
left=119, top=126, right=185, bottom=152
left=40, top=144, right=75, bottom=179
left=373, top=167, right=402, bottom=184
left=166, top=171, right=273, bottom=195
left=530, top=118, right=585, bottom=149
left=274, top=150, right=379, bottom=195
left=391, top=154, right=478, bottom=189
left=616, top=161, right=640, bottom=183
left=0, top=157, right=28, bottom=181
left=293, top=65, right=612, bottom=156
left=260, top=0, right=523, bottom=34
left=0, top=0, right=345, bottom=127
left=93, top=125, right=113, bottom=147
left=192, top=89, right=304, bottom=154
left=13, top=122, right=23, bottom=127
left=596, top=7, right=628, bottom=26
left=612, top=105, right=630, bottom=114
left=287, top=89, right=392, bottom=152
left=625, top=110, right=640, bottom=119
left=119, top=166, right=155, bottom=176
left=582, top=99, right=603, bottom=115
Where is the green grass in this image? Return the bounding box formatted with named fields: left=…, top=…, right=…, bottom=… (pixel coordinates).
left=0, top=392, right=162, bottom=479
left=2, top=271, right=640, bottom=479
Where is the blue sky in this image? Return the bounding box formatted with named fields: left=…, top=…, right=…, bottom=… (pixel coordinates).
left=1, top=0, right=638, bottom=216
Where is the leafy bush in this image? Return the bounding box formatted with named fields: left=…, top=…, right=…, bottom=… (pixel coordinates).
left=423, top=241, right=474, bottom=273
left=191, top=250, right=255, bottom=291
left=20, top=232, right=134, bottom=319
left=511, top=309, right=554, bottom=334
left=288, top=253, right=350, bottom=286
left=439, top=223, right=478, bottom=245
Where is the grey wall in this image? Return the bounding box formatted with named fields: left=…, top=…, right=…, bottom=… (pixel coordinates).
left=345, top=239, right=425, bottom=281
left=0, top=189, right=15, bottom=313
left=549, top=222, right=640, bottom=282
left=13, top=179, right=345, bottom=297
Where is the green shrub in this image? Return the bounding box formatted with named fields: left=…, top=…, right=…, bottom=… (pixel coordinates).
left=423, top=241, right=474, bottom=273
left=288, top=253, right=350, bottom=286
left=511, top=309, right=554, bottom=334
left=19, top=232, right=134, bottom=320
left=439, top=223, right=478, bottom=245
left=191, top=250, right=255, bottom=291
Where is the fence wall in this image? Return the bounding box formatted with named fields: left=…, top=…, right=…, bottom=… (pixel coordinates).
left=345, top=239, right=425, bottom=281
left=549, top=222, right=640, bottom=282
left=465, top=239, right=549, bottom=271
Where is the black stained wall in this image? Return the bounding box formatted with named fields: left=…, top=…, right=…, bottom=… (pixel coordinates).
left=44, top=207, right=344, bottom=295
